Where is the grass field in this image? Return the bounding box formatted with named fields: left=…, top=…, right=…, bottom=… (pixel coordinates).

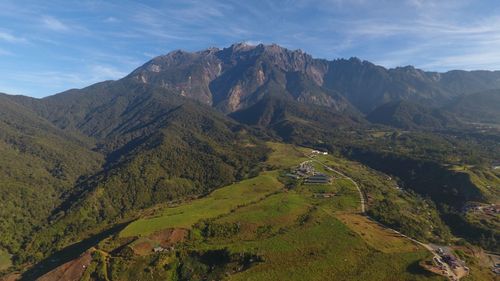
left=0, top=248, right=11, bottom=271
left=120, top=171, right=283, bottom=237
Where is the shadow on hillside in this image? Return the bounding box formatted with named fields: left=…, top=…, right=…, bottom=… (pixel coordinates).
left=20, top=222, right=129, bottom=280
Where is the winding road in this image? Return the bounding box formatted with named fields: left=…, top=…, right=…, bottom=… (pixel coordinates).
left=302, top=152, right=463, bottom=281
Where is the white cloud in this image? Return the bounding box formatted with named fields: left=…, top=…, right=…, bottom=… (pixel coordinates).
left=407, top=0, right=427, bottom=8
left=42, top=16, right=69, bottom=31
left=244, top=40, right=263, bottom=46
left=0, top=31, right=27, bottom=43
left=0, top=64, right=129, bottom=97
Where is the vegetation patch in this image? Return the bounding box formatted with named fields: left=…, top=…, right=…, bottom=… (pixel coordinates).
left=176, top=249, right=262, bottom=281
left=224, top=208, right=441, bottom=281
left=0, top=249, right=12, bottom=271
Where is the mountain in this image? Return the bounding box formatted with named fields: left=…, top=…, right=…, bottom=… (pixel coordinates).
left=126, top=43, right=500, bottom=114
left=18, top=42, right=494, bottom=128
left=366, top=100, right=460, bottom=130
left=127, top=43, right=352, bottom=113
left=0, top=83, right=269, bottom=267
left=24, top=94, right=269, bottom=264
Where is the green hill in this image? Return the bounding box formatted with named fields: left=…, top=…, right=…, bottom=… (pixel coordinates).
left=0, top=94, right=103, bottom=264
left=34, top=142, right=461, bottom=281
left=0, top=82, right=269, bottom=271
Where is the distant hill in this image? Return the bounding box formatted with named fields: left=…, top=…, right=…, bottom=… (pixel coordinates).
left=230, top=96, right=364, bottom=141
left=366, top=100, right=461, bottom=130
left=14, top=42, right=496, bottom=132
left=446, top=89, right=500, bottom=124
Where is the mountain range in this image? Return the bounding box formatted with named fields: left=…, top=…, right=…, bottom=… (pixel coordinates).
left=7, top=42, right=500, bottom=132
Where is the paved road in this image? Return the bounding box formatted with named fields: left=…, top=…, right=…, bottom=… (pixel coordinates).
left=302, top=152, right=462, bottom=280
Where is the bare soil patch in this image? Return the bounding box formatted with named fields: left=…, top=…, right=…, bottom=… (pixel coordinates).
left=36, top=249, right=92, bottom=281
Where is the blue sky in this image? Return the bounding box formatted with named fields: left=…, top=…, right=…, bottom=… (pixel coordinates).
left=1, top=0, right=499, bottom=98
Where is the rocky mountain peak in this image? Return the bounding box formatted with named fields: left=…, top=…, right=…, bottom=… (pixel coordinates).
left=229, top=41, right=258, bottom=51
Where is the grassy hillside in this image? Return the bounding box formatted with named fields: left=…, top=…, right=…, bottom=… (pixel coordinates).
left=347, top=149, right=499, bottom=251
left=310, top=151, right=452, bottom=243
left=47, top=142, right=472, bottom=281
left=121, top=171, right=282, bottom=237
left=0, top=87, right=272, bottom=278
left=223, top=210, right=437, bottom=281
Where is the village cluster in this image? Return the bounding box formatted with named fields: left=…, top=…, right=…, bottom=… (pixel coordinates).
left=286, top=161, right=331, bottom=184
left=283, top=150, right=337, bottom=198
left=437, top=247, right=468, bottom=272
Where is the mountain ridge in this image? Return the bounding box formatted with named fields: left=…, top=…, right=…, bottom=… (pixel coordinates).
left=4, top=42, right=500, bottom=122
